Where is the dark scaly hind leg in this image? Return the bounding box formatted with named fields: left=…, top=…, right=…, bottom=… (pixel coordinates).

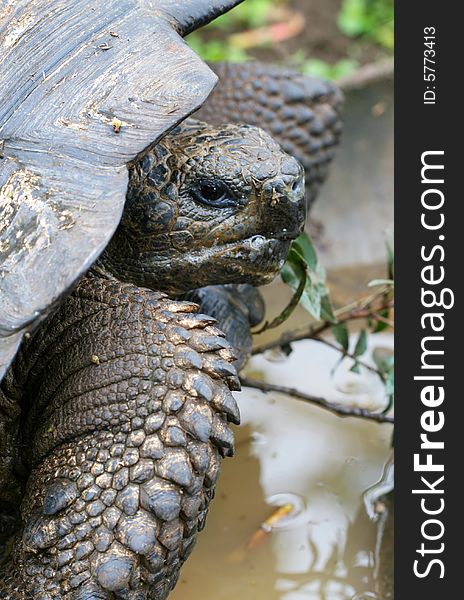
left=0, top=275, right=240, bottom=599
left=197, top=61, right=343, bottom=209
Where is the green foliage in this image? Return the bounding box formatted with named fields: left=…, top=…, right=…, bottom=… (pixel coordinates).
left=186, top=33, right=249, bottom=63
left=368, top=238, right=394, bottom=331
left=289, top=50, right=359, bottom=81
left=257, top=260, right=306, bottom=333
left=348, top=330, right=368, bottom=374
left=270, top=232, right=394, bottom=415
left=373, top=348, right=394, bottom=411
left=187, top=0, right=393, bottom=75
left=282, top=233, right=336, bottom=323
left=372, top=308, right=391, bottom=333
left=256, top=233, right=335, bottom=334
left=354, top=329, right=368, bottom=357
left=386, top=238, right=394, bottom=280
left=209, top=0, right=274, bottom=30
left=331, top=327, right=368, bottom=375
left=301, top=58, right=359, bottom=80
left=279, top=236, right=394, bottom=412
left=332, top=323, right=349, bottom=352
left=338, top=0, right=394, bottom=50
left=185, top=0, right=275, bottom=63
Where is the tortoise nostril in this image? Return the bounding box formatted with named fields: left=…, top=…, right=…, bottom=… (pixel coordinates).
left=290, top=174, right=305, bottom=200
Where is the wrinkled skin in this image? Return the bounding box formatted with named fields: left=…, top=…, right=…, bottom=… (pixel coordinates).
left=99, top=119, right=305, bottom=294
left=0, top=119, right=305, bottom=599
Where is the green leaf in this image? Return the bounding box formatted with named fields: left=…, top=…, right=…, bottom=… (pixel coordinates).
left=254, top=246, right=310, bottom=334
left=386, top=239, right=394, bottom=280
left=385, top=367, right=394, bottom=397
left=186, top=33, right=249, bottom=63
left=293, top=233, right=318, bottom=271
left=301, top=58, right=359, bottom=80
left=372, top=347, right=394, bottom=374
left=315, top=264, right=336, bottom=322
left=350, top=362, right=361, bottom=374
left=283, top=247, right=323, bottom=321
left=212, top=0, right=273, bottom=30
left=374, top=24, right=394, bottom=50
left=302, top=274, right=323, bottom=320
left=282, top=250, right=306, bottom=286
left=332, top=323, right=349, bottom=352
left=337, top=0, right=394, bottom=51
left=255, top=262, right=306, bottom=332
left=373, top=309, right=391, bottom=333
left=354, top=330, right=368, bottom=357
left=371, top=346, right=394, bottom=412
left=320, top=293, right=337, bottom=323
left=383, top=368, right=395, bottom=412
left=338, top=0, right=368, bottom=37
left=278, top=233, right=336, bottom=325
left=330, top=355, right=345, bottom=377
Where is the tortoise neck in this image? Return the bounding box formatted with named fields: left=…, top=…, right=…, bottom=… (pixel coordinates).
left=88, top=258, right=119, bottom=282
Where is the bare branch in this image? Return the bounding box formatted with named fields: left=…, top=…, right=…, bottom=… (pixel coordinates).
left=252, top=297, right=393, bottom=357
left=313, top=337, right=384, bottom=378
left=241, top=377, right=394, bottom=425
left=336, top=58, right=394, bottom=91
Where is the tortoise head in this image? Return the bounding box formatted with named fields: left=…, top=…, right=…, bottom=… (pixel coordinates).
left=99, top=120, right=306, bottom=295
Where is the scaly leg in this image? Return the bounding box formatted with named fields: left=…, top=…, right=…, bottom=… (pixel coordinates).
left=0, top=275, right=240, bottom=599
left=184, top=283, right=265, bottom=369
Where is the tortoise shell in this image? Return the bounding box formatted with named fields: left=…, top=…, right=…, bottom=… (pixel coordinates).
left=0, top=0, right=243, bottom=378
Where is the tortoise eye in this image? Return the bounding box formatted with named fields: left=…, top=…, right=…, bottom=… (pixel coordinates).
left=192, top=180, right=237, bottom=208
left=200, top=183, right=224, bottom=202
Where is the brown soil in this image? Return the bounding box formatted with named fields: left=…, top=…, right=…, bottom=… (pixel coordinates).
left=278, top=0, right=352, bottom=62
left=260, top=0, right=383, bottom=65
left=233, top=0, right=387, bottom=67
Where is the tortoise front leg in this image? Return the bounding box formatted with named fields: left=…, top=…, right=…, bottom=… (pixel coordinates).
left=0, top=276, right=240, bottom=599
left=184, top=284, right=265, bottom=370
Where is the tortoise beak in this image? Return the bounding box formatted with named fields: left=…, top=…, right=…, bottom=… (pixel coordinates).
left=260, top=159, right=306, bottom=240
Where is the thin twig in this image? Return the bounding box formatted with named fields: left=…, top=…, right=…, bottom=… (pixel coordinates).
left=371, top=313, right=395, bottom=328
left=313, top=337, right=383, bottom=377
left=252, top=298, right=393, bottom=356
left=333, top=286, right=392, bottom=316
left=336, top=58, right=394, bottom=90
left=241, top=377, right=394, bottom=425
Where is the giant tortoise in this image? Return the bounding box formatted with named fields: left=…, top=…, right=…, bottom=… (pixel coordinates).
left=0, top=1, right=342, bottom=597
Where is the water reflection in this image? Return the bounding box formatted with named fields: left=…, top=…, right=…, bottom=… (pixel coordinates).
left=171, top=335, right=393, bottom=600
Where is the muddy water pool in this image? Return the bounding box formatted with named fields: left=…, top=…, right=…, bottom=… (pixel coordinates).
left=171, top=333, right=393, bottom=600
